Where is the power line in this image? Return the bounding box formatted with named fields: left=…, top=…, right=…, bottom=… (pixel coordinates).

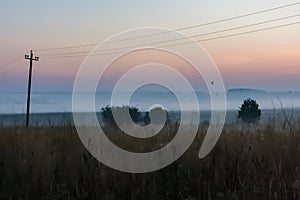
left=173, top=21, right=300, bottom=45
left=35, top=1, right=300, bottom=52
left=0, top=60, right=25, bottom=75
left=42, top=20, right=300, bottom=59
left=108, top=1, right=300, bottom=43
left=3, top=56, right=23, bottom=67
left=0, top=57, right=23, bottom=72
left=40, top=13, right=300, bottom=57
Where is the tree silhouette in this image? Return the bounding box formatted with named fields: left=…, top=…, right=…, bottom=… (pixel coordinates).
left=238, top=98, right=261, bottom=124
left=143, top=107, right=170, bottom=126
left=101, top=105, right=142, bottom=127
left=101, top=105, right=170, bottom=127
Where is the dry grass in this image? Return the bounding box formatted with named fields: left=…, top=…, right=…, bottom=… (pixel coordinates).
left=0, top=119, right=299, bottom=200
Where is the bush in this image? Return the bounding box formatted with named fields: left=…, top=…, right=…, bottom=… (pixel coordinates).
left=238, top=98, right=261, bottom=124
left=101, top=105, right=142, bottom=126
left=101, top=106, right=170, bottom=127
left=143, top=107, right=170, bottom=126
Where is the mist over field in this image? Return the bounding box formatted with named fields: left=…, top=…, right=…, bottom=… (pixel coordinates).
left=1, top=88, right=300, bottom=114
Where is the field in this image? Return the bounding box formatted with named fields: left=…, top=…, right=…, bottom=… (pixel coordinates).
left=0, top=115, right=299, bottom=200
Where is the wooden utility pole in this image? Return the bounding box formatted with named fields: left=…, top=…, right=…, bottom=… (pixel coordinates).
left=25, top=50, right=39, bottom=127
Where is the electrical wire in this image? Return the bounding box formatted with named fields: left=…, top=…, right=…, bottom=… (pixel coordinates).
left=41, top=20, right=300, bottom=59
left=0, top=61, right=26, bottom=76
left=39, top=13, right=300, bottom=57
left=35, top=1, right=300, bottom=52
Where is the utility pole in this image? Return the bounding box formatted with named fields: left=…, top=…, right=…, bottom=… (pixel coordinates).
left=25, top=50, right=39, bottom=128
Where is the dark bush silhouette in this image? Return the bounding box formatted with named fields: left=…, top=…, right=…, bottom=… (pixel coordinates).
left=101, top=106, right=114, bottom=126
left=143, top=107, right=170, bottom=126
left=101, top=105, right=142, bottom=126
left=101, top=106, right=170, bottom=127
left=238, top=98, right=261, bottom=124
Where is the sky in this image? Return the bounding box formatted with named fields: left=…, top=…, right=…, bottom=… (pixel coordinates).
left=0, top=0, right=300, bottom=92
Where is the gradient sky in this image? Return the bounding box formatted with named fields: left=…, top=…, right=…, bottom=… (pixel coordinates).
left=0, top=0, right=299, bottom=92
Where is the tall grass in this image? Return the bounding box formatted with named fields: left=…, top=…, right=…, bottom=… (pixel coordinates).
left=0, top=116, right=299, bottom=199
